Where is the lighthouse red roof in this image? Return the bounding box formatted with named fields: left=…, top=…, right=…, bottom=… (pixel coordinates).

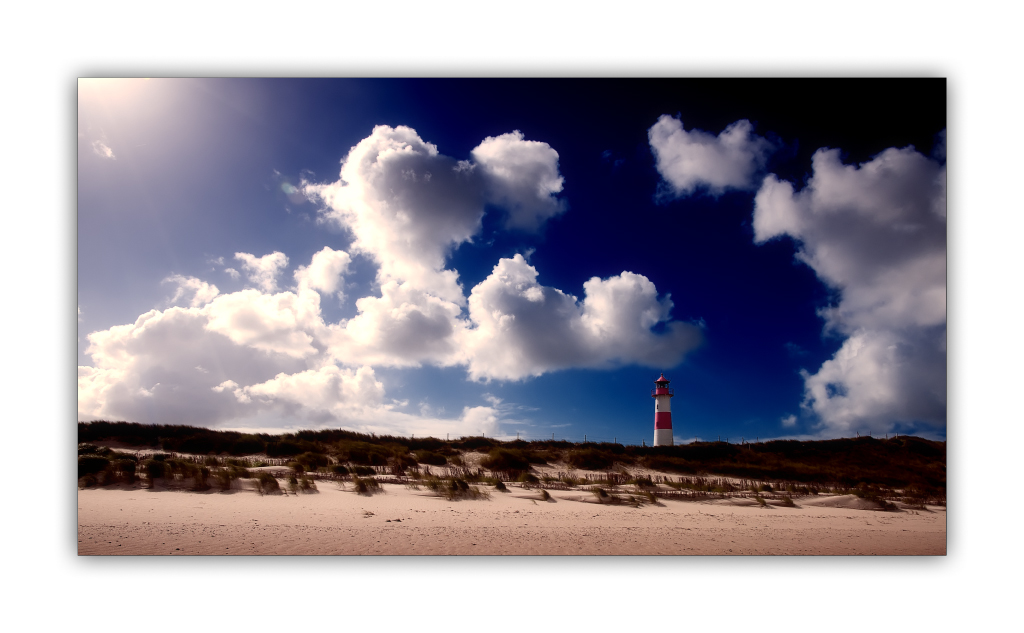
left=655, top=373, right=670, bottom=383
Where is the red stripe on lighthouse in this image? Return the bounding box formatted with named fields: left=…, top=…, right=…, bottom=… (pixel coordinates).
left=654, top=412, right=673, bottom=429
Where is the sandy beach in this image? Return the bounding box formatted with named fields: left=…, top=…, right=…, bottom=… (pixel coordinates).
left=78, top=480, right=946, bottom=555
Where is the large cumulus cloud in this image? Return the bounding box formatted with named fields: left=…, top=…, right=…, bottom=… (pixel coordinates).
left=323, top=279, right=466, bottom=368
left=79, top=125, right=702, bottom=436
left=753, top=145, right=947, bottom=436
left=464, top=255, right=701, bottom=380
left=304, top=125, right=484, bottom=303
left=471, top=130, right=565, bottom=230
left=78, top=303, right=312, bottom=427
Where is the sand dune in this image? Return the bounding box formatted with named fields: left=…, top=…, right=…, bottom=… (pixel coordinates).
left=78, top=481, right=946, bottom=555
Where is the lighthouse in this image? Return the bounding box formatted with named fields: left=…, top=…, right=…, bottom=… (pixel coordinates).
left=651, top=374, right=674, bottom=446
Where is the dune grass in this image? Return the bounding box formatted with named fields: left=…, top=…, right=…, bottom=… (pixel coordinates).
left=76, top=424, right=946, bottom=501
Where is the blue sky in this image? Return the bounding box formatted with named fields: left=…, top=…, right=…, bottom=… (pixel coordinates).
left=78, top=78, right=946, bottom=442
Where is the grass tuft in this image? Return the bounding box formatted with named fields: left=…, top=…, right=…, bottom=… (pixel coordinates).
left=255, top=472, right=281, bottom=495
left=352, top=476, right=382, bottom=496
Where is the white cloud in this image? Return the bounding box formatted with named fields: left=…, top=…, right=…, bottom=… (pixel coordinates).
left=80, top=250, right=699, bottom=433
left=323, top=279, right=466, bottom=368
left=781, top=414, right=797, bottom=428
left=293, top=246, right=351, bottom=297
left=649, top=115, right=774, bottom=197
left=235, top=251, right=289, bottom=293
left=78, top=306, right=309, bottom=427
left=303, top=125, right=486, bottom=303
left=471, top=130, right=565, bottom=230
left=164, top=274, right=220, bottom=307
left=224, top=267, right=240, bottom=280
left=204, top=287, right=323, bottom=359
left=799, top=328, right=946, bottom=437
left=234, top=365, right=386, bottom=419
left=463, top=254, right=702, bottom=380
left=304, top=125, right=568, bottom=303
left=483, top=393, right=503, bottom=406
left=77, top=244, right=500, bottom=436
left=753, top=145, right=946, bottom=436
left=80, top=125, right=704, bottom=436
left=91, top=140, right=115, bottom=159
left=298, top=125, right=699, bottom=380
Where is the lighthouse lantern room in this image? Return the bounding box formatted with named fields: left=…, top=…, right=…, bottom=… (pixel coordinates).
left=651, top=374, right=674, bottom=447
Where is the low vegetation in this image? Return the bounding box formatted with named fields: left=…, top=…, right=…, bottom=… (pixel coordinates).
left=77, top=422, right=946, bottom=502
left=352, top=476, right=382, bottom=496
left=423, top=476, right=490, bottom=501
left=254, top=472, right=281, bottom=495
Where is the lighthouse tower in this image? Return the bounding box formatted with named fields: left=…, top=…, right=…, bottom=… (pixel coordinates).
left=652, top=374, right=674, bottom=446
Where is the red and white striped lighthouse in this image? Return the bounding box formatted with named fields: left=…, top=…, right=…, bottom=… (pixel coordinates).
left=652, top=373, right=674, bottom=446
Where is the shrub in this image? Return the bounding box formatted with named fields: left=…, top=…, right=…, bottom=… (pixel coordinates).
left=352, top=476, right=382, bottom=496
left=255, top=472, right=281, bottom=495
left=266, top=440, right=312, bottom=458
left=351, top=466, right=374, bottom=476
left=517, top=472, right=539, bottom=484
left=414, top=450, right=447, bottom=466
left=331, top=464, right=349, bottom=476
left=143, top=459, right=166, bottom=487
left=481, top=448, right=530, bottom=472
left=192, top=466, right=211, bottom=491
left=78, top=455, right=111, bottom=478
left=755, top=495, right=767, bottom=507
left=388, top=454, right=415, bottom=476
left=566, top=448, right=616, bottom=471
left=300, top=477, right=317, bottom=493
left=432, top=477, right=490, bottom=501
left=494, top=480, right=508, bottom=492
left=295, top=452, right=330, bottom=470
left=78, top=474, right=97, bottom=488
left=630, top=475, right=654, bottom=488
left=559, top=474, right=582, bottom=487
left=455, top=436, right=497, bottom=451
left=113, top=459, right=137, bottom=484
left=448, top=454, right=465, bottom=467
left=781, top=495, right=796, bottom=507
left=230, top=436, right=266, bottom=455
left=530, top=449, right=561, bottom=464
left=540, top=489, right=551, bottom=501
left=167, top=459, right=194, bottom=478
left=424, top=478, right=442, bottom=493
left=215, top=468, right=234, bottom=491
left=335, top=441, right=389, bottom=466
